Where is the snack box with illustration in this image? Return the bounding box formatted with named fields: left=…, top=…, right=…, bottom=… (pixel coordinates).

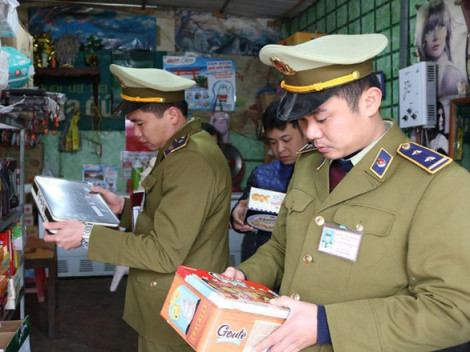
left=161, top=265, right=289, bottom=352
left=246, top=187, right=286, bottom=232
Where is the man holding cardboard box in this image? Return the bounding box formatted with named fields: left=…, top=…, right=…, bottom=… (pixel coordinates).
left=224, top=33, right=470, bottom=351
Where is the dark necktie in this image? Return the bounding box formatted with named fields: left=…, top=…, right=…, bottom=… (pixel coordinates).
left=329, top=159, right=353, bottom=192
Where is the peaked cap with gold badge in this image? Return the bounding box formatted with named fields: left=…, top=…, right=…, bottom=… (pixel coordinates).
left=259, top=33, right=388, bottom=121
left=109, top=64, right=196, bottom=116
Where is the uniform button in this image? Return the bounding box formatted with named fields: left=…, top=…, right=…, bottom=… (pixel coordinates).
left=356, top=224, right=364, bottom=232
left=290, top=293, right=300, bottom=301
left=302, top=253, right=313, bottom=264
left=315, top=216, right=325, bottom=226
left=150, top=281, right=158, bottom=287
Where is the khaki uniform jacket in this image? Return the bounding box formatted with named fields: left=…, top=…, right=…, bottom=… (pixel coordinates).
left=238, top=121, right=470, bottom=351
left=88, top=118, right=232, bottom=345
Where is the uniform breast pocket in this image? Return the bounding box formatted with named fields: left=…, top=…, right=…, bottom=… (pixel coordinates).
left=333, top=204, right=395, bottom=237
left=140, top=173, right=159, bottom=194
left=139, top=173, right=162, bottom=212
left=283, top=189, right=315, bottom=215
left=332, top=204, right=406, bottom=296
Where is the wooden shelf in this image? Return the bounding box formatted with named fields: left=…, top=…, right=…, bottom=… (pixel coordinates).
left=34, top=67, right=100, bottom=78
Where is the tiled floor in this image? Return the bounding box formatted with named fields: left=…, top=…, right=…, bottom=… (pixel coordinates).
left=24, top=275, right=137, bottom=352
left=21, top=275, right=470, bottom=352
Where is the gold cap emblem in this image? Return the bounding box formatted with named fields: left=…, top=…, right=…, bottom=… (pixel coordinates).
left=270, top=57, right=296, bottom=76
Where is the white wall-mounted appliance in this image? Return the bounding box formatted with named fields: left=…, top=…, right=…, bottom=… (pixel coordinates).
left=399, top=61, right=437, bottom=128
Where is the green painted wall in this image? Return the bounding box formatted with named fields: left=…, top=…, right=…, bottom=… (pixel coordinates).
left=281, top=0, right=421, bottom=119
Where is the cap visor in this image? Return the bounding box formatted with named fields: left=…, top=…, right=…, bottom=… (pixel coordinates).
left=112, top=101, right=149, bottom=117
left=277, top=87, right=339, bottom=121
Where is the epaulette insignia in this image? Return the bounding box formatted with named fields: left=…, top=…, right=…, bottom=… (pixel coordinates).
left=298, top=142, right=317, bottom=154
left=316, top=158, right=327, bottom=170
left=370, top=148, right=393, bottom=178
left=397, top=142, right=452, bottom=174
left=164, top=135, right=189, bottom=157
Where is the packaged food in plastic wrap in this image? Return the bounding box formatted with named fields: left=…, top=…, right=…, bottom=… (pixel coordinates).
left=2, top=45, right=34, bottom=88
left=0, top=46, right=8, bottom=91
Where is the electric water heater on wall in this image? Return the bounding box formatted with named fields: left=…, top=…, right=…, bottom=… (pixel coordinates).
left=399, top=61, right=437, bottom=128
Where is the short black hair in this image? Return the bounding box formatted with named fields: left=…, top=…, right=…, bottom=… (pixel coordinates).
left=334, top=74, right=381, bottom=113
left=139, top=100, right=189, bottom=117
left=262, top=101, right=301, bottom=133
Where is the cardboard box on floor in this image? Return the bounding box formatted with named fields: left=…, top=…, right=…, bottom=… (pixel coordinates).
left=0, top=315, right=31, bottom=352
left=161, top=265, right=289, bottom=352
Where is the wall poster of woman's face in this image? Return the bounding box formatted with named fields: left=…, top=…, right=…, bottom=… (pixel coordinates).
left=415, top=0, right=469, bottom=98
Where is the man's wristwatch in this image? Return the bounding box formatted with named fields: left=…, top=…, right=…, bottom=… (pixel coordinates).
left=81, top=223, right=94, bottom=248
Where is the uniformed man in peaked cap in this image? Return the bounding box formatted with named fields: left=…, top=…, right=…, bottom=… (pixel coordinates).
left=223, top=33, right=470, bottom=352
left=44, top=65, right=232, bottom=352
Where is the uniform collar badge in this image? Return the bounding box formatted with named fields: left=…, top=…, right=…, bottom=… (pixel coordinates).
left=298, top=142, right=317, bottom=154
left=317, top=158, right=327, bottom=170
left=164, top=135, right=189, bottom=157
left=370, top=148, right=393, bottom=178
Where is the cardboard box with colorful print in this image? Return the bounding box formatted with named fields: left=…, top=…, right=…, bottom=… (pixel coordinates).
left=161, top=265, right=289, bottom=352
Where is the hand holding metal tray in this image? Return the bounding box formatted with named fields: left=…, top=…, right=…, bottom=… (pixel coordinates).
left=31, top=175, right=120, bottom=229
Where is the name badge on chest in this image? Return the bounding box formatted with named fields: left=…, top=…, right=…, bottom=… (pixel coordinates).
left=318, top=223, right=363, bottom=262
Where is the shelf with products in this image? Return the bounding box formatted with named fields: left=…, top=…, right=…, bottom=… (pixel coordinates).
left=1, top=88, right=64, bottom=328
left=0, top=111, right=26, bottom=321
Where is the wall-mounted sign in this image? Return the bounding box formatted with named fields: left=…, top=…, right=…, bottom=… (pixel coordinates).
left=163, top=56, right=236, bottom=111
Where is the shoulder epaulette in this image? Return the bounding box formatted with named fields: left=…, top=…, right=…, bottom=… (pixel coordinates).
left=164, top=135, right=189, bottom=157
left=397, top=142, right=452, bottom=174
left=297, top=142, right=317, bottom=154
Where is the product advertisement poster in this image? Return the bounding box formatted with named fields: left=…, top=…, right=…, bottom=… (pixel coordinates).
left=163, top=56, right=236, bottom=111
left=82, top=164, right=118, bottom=191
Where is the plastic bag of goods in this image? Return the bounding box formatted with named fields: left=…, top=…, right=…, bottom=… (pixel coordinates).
left=3, top=45, right=34, bottom=88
